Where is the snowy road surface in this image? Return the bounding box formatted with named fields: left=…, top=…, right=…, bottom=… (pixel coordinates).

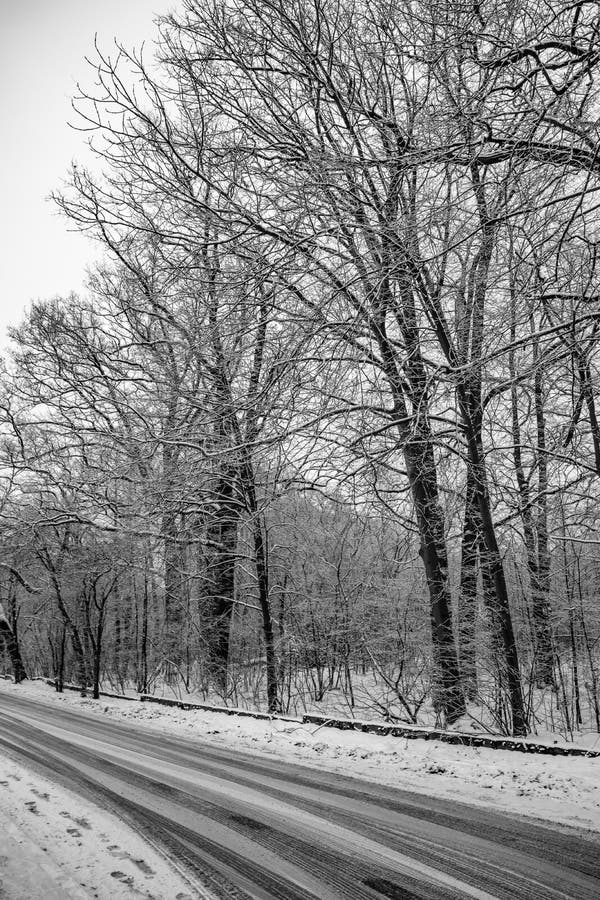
left=0, top=691, right=598, bottom=900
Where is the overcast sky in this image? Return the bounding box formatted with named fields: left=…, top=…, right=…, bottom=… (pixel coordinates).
left=0, top=0, right=172, bottom=345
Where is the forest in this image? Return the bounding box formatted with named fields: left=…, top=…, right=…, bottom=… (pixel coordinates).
left=1, top=0, right=600, bottom=740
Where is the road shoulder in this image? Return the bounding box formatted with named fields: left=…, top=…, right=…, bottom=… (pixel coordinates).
left=0, top=753, right=197, bottom=900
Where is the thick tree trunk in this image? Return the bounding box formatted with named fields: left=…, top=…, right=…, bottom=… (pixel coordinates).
left=477, top=513, right=527, bottom=736
left=461, top=419, right=528, bottom=736
left=204, top=468, right=238, bottom=689
left=0, top=602, right=27, bottom=682
left=458, top=331, right=527, bottom=732
left=452, top=170, right=526, bottom=735
left=240, top=452, right=279, bottom=713
left=376, top=320, right=465, bottom=726
left=403, top=439, right=466, bottom=724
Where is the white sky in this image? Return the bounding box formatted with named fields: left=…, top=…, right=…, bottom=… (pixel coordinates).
left=0, top=0, right=173, bottom=345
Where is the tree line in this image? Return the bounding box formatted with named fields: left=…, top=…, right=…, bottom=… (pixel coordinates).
left=1, top=0, right=600, bottom=737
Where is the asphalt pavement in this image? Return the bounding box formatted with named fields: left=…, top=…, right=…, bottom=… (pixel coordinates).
left=0, top=691, right=598, bottom=900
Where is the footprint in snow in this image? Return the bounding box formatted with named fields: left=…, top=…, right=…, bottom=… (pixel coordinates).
left=108, top=845, right=155, bottom=875
left=24, top=801, right=38, bottom=814
left=67, top=827, right=81, bottom=837
left=132, top=858, right=154, bottom=875
left=110, top=871, right=135, bottom=886
left=59, top=811, right=91, bottom=829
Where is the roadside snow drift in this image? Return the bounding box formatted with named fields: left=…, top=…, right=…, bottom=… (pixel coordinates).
left=0, top=753, right=197, bottom=900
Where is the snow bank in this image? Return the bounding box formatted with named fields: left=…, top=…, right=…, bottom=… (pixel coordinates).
left=0, top=752, right=199, bottom=900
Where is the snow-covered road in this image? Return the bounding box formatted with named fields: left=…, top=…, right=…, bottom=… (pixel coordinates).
left=0, top=688, right=599, bottom=899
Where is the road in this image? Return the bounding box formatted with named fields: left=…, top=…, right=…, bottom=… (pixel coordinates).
left=0, top=692, right=598, bottom=900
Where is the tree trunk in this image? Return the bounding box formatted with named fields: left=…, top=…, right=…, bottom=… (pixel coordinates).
left=452, top=169, right=526, bottom=735
left=203, top=467, right=238, bottom=690
left=376, top=322, right=465, bottom=725
left=138, top=570, right=149, bottom=693
left=57, top=627, right=66, bottom=692
left=578, top=354, right=600, bottom=476
left=532, top=358, right=554, bottom=688
left=0, top=602, right=27, bottom=682
left=53, top=586, right=88, bottom=695
left=404, top=438, right=466, bottom=724
left=162, top=507, right=187, bottom=670
left=92, top=618, right=104, bottom=700
left=459, top=474, right=479, bottom=699
left=253, top=513, right=279, bottom=713
left=462, top=418, right=528, bottom=736
left=240, top=452, right=279, bottom=713
left=161, top=441, right=189, bottom=673
left=70, top=626, right=88, bottom=696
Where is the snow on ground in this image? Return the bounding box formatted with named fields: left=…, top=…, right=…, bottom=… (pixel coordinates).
left=1, top=679, right=599, bottom=837
left=124, top=670, right=600, bottom=745
left=0, top=752, right=197, bottom=900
